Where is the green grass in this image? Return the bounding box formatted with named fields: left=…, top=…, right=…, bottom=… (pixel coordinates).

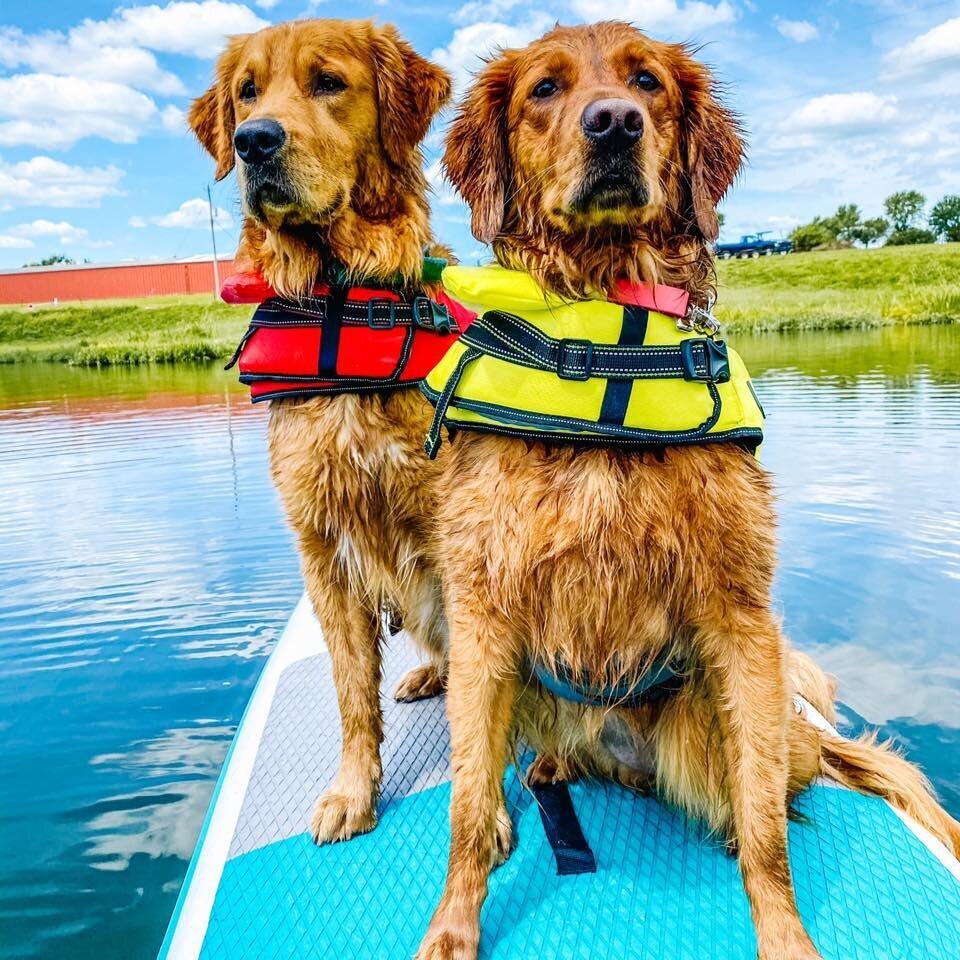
left=1, top=243, right=958, bottom=365
left=0, top=294, right=248, bottom=365
left=717, top=242, right=960, bottom=332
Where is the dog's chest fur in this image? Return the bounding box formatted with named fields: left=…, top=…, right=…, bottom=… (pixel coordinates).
left=439, top=436, right=776, bottom=677
left=267, top=390, right=440, bottom=601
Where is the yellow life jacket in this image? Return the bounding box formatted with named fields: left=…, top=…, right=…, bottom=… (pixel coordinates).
left=422, top=264, right=764, bottom=458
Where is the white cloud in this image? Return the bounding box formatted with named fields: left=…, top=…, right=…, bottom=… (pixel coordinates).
left=161, top=105, right=187, bottom=135
left=0, top=234, right=33, bottom=249
left=75, top=1, right=269, bottom=59
left=0, top=26, right=184, bottom=96
left=133, top=197, right=233, bottom=229
left=775, top=18, right=818, bottom=43
left=256, top=0, right=280, bottom=7
left=766, top=214, right=802, bottom=229
left=0, top=156, right=125, bottom=210
left=451, top=0, right=526, bottom=26
left=568, top=0, right=736, bottom=36
left=888, top=16, right=960, bottom=74
left=432, top=15, right=555, bottom=94
left=7, top=219, right=89, bottom=245
left=426, top=158, right=461, bottom=207
left=773, top=92, right=898, bottom=149
left=0, top=74, right=157, bottom=149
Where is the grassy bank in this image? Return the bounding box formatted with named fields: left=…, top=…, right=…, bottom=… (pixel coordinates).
left=1, top=243, right=957, bottom=364
left=718, top=242, right=960, bottom=331
left=0, top=294, right=246, bottom=364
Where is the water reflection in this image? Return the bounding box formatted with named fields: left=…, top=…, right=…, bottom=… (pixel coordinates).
left=0, top=325, right=958, bottom=960
left=0, top=365, right=300, bottom=959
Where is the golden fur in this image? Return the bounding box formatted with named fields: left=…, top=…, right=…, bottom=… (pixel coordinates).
left=190, top=19, right=453, bottom=843
left=416, top=22, right=960, bottom=960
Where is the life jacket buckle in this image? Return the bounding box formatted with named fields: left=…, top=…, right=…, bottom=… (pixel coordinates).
left=680, top=338, right=731, bottom=383
left=367, top=298, right=397, bottom=330
left=413, top=296, right=453, bottom=335
left=556, top=338, right=593, bottom=381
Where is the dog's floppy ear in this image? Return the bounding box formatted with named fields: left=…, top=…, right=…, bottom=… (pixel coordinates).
left=372, top=24, right=452, bottom=166
left=443, top=51, right=516, bottom=245
left=675, top=49, right=745, bottom=242
left=188, top=37, right=245, bottom=181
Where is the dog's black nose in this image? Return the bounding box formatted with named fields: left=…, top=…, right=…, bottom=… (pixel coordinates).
left=234, top=119, right=285, bottom=165
left=581, top=99, right=643, bottom=149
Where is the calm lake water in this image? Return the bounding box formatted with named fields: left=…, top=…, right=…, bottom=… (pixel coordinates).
left=1, top=324, right=959, bottom=960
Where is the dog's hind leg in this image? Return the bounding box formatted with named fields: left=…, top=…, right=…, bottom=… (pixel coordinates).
left=393, top=572, right=448, bottom=703
left=696, top=604, right=823, bottom=960
left=301, top=536, right=383, bottom=845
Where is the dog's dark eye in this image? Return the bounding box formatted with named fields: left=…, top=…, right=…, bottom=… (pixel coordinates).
left=239, top=79, right=257, bottom=101
left=314, top=73, right=346, bottom=95
left=630, top=71, right=660, bottom=92
left=531, top=78, right=559, bottom=99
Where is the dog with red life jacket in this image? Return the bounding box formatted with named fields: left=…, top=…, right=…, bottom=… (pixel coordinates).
left=189, top=19, right=462, bottom=844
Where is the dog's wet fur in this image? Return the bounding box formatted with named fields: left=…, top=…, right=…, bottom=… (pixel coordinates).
left=415, top=21, right=960, bottom=960
left=190, top=18, right=454, bottom=844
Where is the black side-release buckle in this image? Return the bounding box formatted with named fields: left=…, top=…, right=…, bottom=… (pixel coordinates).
left=556, top=338, right=594, bottom=381
left=367, top=298, right=397, bottom=330
left=680, top=338, right=730, bottom=383
left=413, top=296, right=452, bottom=335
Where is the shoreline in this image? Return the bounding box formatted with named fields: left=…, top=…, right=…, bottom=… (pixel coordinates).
left=1, top=244, right=957, bottom=365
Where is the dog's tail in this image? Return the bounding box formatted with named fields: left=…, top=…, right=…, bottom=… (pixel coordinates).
left=790, top=650, right=960, bottom=860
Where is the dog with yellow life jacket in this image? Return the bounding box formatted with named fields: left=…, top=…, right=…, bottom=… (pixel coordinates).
left=413, top=21, right=960, bottom=960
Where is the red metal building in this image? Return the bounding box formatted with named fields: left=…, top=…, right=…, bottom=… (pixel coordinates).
left=0, top=257, right=236, bottom=305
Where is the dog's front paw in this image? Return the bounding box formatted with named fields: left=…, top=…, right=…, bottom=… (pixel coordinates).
left=394, top=663, right=446, bottom=702
left=415, top=925, right=479, bottom=960
left=310, top=789, right=377, bottom=845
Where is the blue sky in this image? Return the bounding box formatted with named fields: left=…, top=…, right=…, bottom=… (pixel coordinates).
left=1, top=0, right=958, bottom=269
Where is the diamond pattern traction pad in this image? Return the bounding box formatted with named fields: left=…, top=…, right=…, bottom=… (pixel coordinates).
left=200, top=644, right=960, bottom=960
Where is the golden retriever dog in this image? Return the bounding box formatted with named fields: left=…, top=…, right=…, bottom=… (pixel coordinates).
left=189, top=19, right=453, bottom=844
left=416, top=21, right=960, bottom=960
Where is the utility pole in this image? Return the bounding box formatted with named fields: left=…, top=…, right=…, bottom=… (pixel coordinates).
left=207, top=183, right=221, bottom=298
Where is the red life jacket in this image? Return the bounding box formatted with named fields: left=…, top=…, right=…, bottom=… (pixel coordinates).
left=222, top=271, right=474, bottom=403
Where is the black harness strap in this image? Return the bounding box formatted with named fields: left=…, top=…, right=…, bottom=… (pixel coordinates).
left=317, top=286, right=347, bottom=379
left=530, top=780, right=597, bottom=876
left=462, top=310, right=731, bottom=383
left=599, top=305, right=649, bottom=425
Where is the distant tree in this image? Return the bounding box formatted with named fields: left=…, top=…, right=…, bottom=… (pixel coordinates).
left=790, top=218, right=837, bottom=252
left=22, top=253, right=75, bottom=267
left=929, top=195, right=960, bottom=242
left=831, top=204, right=862, bottom=244
left=883, top=191, right=926, bottom=232
left=847, top=216, right=889, bottom=248
left=885, top=227, right=936, bottom=246
left=717, top=211, right=726, bottom=229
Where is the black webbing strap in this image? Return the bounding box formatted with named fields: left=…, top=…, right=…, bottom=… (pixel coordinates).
left=599, top=304, right=649, bottom=425
left=462, top=310, right=730, bottom=383
left=318, top=286, right=347, bottom=379
left=530, top=780, right=597, bottom=876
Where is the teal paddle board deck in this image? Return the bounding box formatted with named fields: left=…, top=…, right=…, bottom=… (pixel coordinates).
left=159, top=595, right=960, bottom=960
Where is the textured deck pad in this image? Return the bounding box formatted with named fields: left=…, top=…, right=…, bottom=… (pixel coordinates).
left=197, top=639, right=960, bottom=960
